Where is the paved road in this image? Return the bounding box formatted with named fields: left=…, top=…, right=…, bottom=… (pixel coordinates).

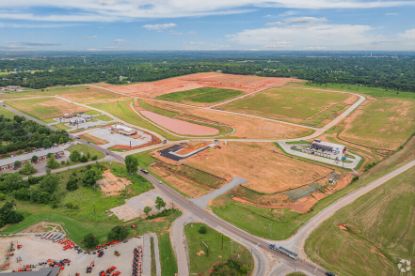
left=191, top=176, right=246, bottom=208
left=170, top=213, right=193, bottom=276
left=277, top=158, right=415, bottom=259
left=148, top=233, right=162, bottom=276
left=139, top=171, right=326, bottom=276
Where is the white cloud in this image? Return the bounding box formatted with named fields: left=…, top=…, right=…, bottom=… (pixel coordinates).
left=230, top=17, right=382, bottom=50
left=0, top=1, right=414, bottom=22
left=143, top=23, right=176, bottom=31
left=230, top=17, right=415, bottom=50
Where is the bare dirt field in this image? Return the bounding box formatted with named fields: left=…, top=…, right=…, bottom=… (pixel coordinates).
left=177, top=72, right=299, bottom=93
left=6, top=97, right=88, bottom=121
left=140, top=110, right=219, bottom=136
left=184, top=142, right=333, bottom=194
left=99, top=72, right=299, bottom=98
left=149, top=100, right=313, bottom=139
left=98, top=170, right=131, bottom=196
left=98, top=77, right=203, bottom=98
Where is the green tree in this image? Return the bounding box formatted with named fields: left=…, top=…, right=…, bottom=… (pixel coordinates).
left=31, top=155, right=38, bottom=164
left=155, top=196, right=166, bottom=211
left=0, top=201, right=24, bottom=227
left=83, top=233, right=99, bottom=249
left=66, top=174, right=79, bottom=191
left=69, top=150, right=81, bottom=162
left=198, top=225, right=207, bottom=234
left=144, top=206, right=152, bottom=216
left=19, top=162, right=36, bottom=175
left=13, top=161, right=22, bottom=170
left=125, top=155, right=138, bottom=175
left=46, top=156, right=59, bottom=169
left=107, top=225, right=129, bottom=241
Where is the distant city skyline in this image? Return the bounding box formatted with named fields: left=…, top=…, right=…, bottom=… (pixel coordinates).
left=0, top=0, right=415, bottom=51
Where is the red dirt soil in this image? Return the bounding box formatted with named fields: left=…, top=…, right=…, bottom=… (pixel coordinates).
left=99, top=72, right=299, bottom=98
left=140, top=110, right=219, bottom=136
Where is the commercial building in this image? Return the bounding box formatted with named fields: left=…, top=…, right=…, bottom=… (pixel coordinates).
left=310, top=140, right=346, bottom=159
left=111, top=124, right=137, bottom=136
left=0, top=145, right=67, bottom=172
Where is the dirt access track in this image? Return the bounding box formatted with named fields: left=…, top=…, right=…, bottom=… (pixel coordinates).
left=99, top=72, right=299, bottom=98
left=183, top=142, right=333, bottom=194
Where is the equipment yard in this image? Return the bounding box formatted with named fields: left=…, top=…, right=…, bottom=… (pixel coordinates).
left=0, top=235, right=144, bottom=276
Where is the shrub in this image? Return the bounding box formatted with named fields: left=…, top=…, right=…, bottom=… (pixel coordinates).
left=64, top=202, right=79, bottom=209
left=108, top=226, right=129, bottom=241
left=198, top=225, right=207, bottom=234
left=83, top=233, right=99, bottom=249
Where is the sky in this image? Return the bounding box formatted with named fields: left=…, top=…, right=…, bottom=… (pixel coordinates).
left=0, top=0, right=415, bottom=51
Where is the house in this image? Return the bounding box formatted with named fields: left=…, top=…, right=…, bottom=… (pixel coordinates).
left=111, top=124, right=137, bottom=136
left=0, top=145, right=66, bottom=172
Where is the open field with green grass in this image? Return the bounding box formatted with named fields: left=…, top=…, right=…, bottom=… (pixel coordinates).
left=1, top=163, right=154, bottom=244
left=308, top=82, right=415, bottom=99
left=158, top=233, right=177, bottom=276
left=340, top=97, right=415, bottom=150
left=6, top=97, right=88, bottom=123
left=90, top=100, right=181, bottom=140
left=157, top=87, right=243, bottom=105
left=185, top=223, right=253, bottom=275
left=305, top=167, right=415, bottom=276
left=0, top=106, right=15, bottom=118
left=220, top=84, right=355, bottom=127
left=0, top=85, right=124, bottom=104
left=68, top=144, right=105, bottom=159
left=212, top=137, right=415, bottom=240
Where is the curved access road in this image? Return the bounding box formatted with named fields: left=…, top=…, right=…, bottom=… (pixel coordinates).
left=276, top=159, right=415, bottom=259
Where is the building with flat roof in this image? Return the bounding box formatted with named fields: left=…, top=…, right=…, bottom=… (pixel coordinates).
left=1, top=267, right=60, bottom=276
left=111, top=124, right=137, bottom=136
left=310, top=140, right=346, bottom=159
left=0, top=145, right=67, bottom=172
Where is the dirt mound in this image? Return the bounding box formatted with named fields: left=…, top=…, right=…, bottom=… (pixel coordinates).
left=98, top=170, right=131, bottom=196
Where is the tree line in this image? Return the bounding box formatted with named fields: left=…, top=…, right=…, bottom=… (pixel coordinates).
left=1, top=54, right=415, bottom=92
left=0, top=115, right=70, bottom=156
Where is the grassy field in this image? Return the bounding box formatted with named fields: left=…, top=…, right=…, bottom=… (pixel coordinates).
left=341, top=98, right=415, bottom=150
left=212, top=137, right=415, bottom=240
left=221, top=84, right=353, bottom=127
left=185, top=223, right=253, bottom=275
left=157, top=87, right=243, bottom=104
left=131, top=151, right=157, bottom=169
left=309, top=83, right=415, bottom=151
left=305, top=167, right=415, bottom=276
left=0, top=106, right=15, bottom=118
left=67, top=144, right=105, bottom=159
left=91, top=100, right=181, bottom=140
left=308, top=82, right=415, bottom=99
left=0, top=85, right=124, bottom=103
left=1, top=163, right=153, bottom=244
left=6, top=97, right=87, bottom=123
left=158, top=233, right=178, bottom=276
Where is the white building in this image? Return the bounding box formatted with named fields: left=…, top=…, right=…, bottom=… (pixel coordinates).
left=111, top=124, right=137, bottom=136
left=310, top=140, right=346, bottom=159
